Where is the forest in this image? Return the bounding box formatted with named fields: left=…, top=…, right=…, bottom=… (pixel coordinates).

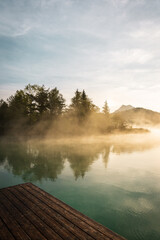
left=0, top=84, right=140, bottom=138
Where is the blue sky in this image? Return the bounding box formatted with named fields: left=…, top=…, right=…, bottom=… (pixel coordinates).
left=0, top=0, right=160, bottom=111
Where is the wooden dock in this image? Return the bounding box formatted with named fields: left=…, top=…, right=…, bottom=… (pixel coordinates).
left=0, top=183, right=126, bottom=240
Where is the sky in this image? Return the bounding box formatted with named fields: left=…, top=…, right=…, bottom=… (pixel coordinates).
left=0, top=0, right=160, bottom=112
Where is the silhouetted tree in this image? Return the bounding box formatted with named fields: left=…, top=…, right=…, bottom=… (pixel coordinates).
left=70, top=89, right=98, bottom=121
left=0, top=84, right=129, bottom=137
left=0, top=100, right=8, bottom=135
left=49, top=88, right=65, bottom=119
left=103, top=100, right=110, bottom=118
left=70, top=89, right=82, bottom=118
left=8, top=90, right=29, bottom=119
left=24, top=84, right=48, bottom=122
left=35, top=86, right=49, bottom=115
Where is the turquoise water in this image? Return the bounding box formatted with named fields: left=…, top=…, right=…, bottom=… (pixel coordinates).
left=0, top=134, right=160, bottom=240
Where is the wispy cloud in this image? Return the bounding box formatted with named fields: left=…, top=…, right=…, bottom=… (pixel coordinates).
left=0, top=0, right=160, bottom=111
left=110, top=48, right=153, bottom=65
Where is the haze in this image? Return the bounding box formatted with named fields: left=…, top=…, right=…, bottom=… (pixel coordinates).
left=0, top=0, right=160, bottom=112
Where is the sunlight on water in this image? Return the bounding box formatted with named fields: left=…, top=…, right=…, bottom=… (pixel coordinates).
left=0, top=132, right=160, bottom=240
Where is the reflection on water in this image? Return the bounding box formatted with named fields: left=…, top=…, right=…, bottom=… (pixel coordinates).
left=0, top=134, right=160, bottom=240
left=0, top=143, right=109, bottom=181
left=0, top=137, right=158, bottom=182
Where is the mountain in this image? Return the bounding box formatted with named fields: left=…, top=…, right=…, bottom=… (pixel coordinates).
left=114, top=105, right=134, bottom=113
left=113, top=106, right=160, bottom=126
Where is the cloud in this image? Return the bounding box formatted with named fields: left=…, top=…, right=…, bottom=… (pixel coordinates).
left=110, top=48, right=153, bottom=65
left=0, top=0, right=160, bottom=112
left=12, top=26, right=32, bottom=37
left=129, top=21, right=160, bottom=40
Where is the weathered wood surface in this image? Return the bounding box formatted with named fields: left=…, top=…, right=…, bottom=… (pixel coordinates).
left=0, top=183, right=126, bottom=240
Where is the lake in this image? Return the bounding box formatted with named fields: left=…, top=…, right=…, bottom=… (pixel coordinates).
left=0, top=132, right=160, bottom=240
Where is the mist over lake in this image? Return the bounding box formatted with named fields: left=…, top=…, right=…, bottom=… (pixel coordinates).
left=1, top=132, right=160, bottom=240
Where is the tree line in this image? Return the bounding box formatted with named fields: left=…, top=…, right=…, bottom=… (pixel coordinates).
left=0, top=84, right=127, bottom=137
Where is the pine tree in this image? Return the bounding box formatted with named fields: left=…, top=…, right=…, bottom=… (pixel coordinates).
left=103, top=101, right=110, bottom=118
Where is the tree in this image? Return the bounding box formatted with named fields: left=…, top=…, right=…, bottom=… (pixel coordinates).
left=35, top=86, right=49, bottom=115
left=69, top=89, right=98, bottom=121
left=70, top=89, right=82, bottom=117
left=48, top=88, right=65, bottom=118
left=8, top=90, right=30, bottom=119
left=23, top=84, right=40, bottom=123
left=5, top=84, right=66, bottom=127
left=0, top=100, right=9, bottom=135
left=103, top=100, right=110, bottom=118
left=81, top=90, right=90, bottom=116
left=24, top=84, right=48, bottom=120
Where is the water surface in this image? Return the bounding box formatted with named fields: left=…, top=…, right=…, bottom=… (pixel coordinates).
left=0, top=133, right=160, bottom=240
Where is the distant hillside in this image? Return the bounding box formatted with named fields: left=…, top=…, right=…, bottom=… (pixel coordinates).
left=114, top=105, right=134, bottom=113
left=113, top=106, right=160, bottom=126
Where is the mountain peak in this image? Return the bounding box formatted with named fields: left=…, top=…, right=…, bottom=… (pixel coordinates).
left=115, top=105, right=134, bottom=113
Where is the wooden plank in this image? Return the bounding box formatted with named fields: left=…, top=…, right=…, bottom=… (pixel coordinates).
left=0, top=190, right=47, bottom=240
left=23, top=184, right=110, bottom=240
left=2, top=188, right=63, bottom=240
left=28, top=183, right=126, bottom=240
left=18, top=185, right=93, bottom=240
left=0, top=183, right=126, bottom=240
left=9, top=186, right=77, bottom=240
left=0, top=203, right=30, bottom=240
left=0, top=218, right=15, bottom=240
